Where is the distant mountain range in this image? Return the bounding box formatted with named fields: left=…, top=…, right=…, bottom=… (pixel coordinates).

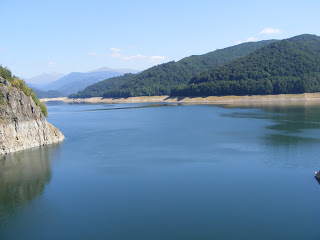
left=71, top=34, right=320, bottom=99
left=24, top=72, right=65, bottom=87
left=88, top=67, right=139, bottom=74
left=71, top=39, right=277, bottom=98
left=27, top=34, right=320, bottom=99
left=24, top=67, right=138, bottom=97
left=41, top=71, right=125, bottom=95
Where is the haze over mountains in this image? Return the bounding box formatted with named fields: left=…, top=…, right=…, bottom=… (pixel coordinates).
left=24, top=67, right=138, bottom=97
left=24, top=72, right=65, bottom=88
left=88, top=67, right=139, bottom=74
left=25, top=34, right=320, bottom=99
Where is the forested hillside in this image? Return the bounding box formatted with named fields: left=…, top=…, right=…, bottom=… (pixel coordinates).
left=69, top=74, right=135, bottom=98
left=33, top=89, right=65, bottom=98
left=171, top=34, right=320, bottom=96
left=70, top=40, right=276, bottom=98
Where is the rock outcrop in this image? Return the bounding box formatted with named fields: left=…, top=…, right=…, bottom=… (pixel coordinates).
left=0, top=77, right=64, bottom=154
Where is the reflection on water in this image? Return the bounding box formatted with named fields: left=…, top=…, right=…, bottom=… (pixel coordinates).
left=0, top=143, right=62, bottom=224
left=1, top=102, right=320, bottom=239
left=81, top=103, right=182, bottom=112
left=265, top=133, right=318, bottom=146
left=221, top=103, right=320, bottom=168
left=222, top=103, right=320, bottom=140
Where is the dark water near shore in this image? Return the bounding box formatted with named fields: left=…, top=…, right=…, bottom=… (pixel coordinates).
left=1, top=102, right=320, bottom=240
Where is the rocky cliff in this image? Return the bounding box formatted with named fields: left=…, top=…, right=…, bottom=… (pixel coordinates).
left=0, top=77, right=64, bottom=154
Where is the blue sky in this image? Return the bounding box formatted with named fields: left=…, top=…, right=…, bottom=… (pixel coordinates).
left=1, top=0, right=320, bottom=77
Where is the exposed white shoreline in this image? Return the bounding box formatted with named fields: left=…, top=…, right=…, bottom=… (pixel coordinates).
left=40, top=93, right=320, bottom=105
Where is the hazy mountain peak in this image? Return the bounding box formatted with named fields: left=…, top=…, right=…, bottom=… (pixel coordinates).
left=88, top=67, right=139, bottom=74
left=24, top=72, right=65, bottom=86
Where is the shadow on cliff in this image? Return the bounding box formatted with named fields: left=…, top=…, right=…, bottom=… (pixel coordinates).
left=0, top=143, right=62, bottom=224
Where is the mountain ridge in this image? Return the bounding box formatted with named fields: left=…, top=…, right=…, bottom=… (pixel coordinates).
left=24, top=72, right=65, bottom=87
left=171, top=34, right=320, bottom=96
left=32, top=67, right=139, bottom=96
left=71, top=39, right=277, bottom=98
left=88, top=67, right=139, bottom=73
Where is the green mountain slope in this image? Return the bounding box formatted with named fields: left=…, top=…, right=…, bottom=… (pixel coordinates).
left=69, top=74, right=135, bottom=98
left=70, top=40, right=276, bottom=98
left=33, top=89, right=65, bottom=98
left=171, top=34, right=320, bottom=96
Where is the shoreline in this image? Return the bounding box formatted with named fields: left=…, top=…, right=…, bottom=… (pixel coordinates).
left=40, top=93, right=320, bottom=105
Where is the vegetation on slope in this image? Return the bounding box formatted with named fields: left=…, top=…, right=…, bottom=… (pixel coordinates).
left=0, top=65, right=48, bottom=117
left=171, top=34, right=320, bottom=96
left=69, top=74, right=135, bottom=98
left=42, top=70, right=125, bottom=95
left=70, top=40, right=276, bottom=98
left=33, top=89, right=65, bottom=99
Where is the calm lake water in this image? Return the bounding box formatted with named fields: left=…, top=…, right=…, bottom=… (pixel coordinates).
left=1, top=102, right=320, bottom=239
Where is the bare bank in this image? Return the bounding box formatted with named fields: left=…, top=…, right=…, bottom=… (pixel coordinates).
left=41, top=93, right=320, bottom=105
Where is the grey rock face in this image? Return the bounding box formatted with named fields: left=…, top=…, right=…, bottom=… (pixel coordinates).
left=0, top=77, right=64, bottom=154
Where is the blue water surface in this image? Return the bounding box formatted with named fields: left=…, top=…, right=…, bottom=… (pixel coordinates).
left=1, top=102, right=320, bottom=240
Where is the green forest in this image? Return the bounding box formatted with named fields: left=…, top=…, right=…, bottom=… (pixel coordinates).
left=70, top=40, right=276, bottom=98
left=33, top=89, right=65, bottom=99
left=171, top=34, right=320, bottom=96
left=69, top=74, right=135, bottom=98
left=0, top=65, right=48, bottom=117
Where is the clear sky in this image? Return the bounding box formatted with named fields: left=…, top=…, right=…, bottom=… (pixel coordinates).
left=1, top=0, right=319, bottom=77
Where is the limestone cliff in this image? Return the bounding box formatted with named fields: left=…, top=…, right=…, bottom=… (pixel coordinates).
left=0, top=77, right=64, bottom=154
